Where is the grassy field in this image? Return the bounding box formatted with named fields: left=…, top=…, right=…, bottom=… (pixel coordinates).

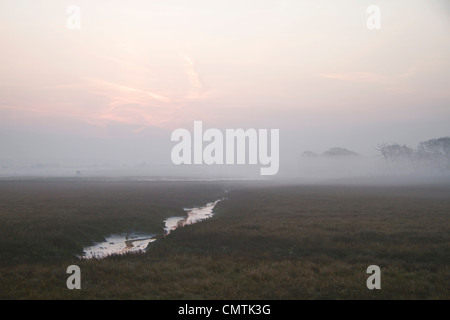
left=0, top=179, right=449, bottom=299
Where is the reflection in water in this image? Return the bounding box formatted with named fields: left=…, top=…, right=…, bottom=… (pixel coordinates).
left=79, top=232, right=156, bottom=259
left=164, top=200, right=221, bottom=235
left=79, top=199, right=221, bottom=259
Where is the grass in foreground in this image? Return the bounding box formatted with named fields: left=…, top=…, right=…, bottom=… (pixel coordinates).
left=0, top=180, right=449, bottom=299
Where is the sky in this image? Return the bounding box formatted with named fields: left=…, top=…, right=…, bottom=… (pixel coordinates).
left=0, top=0, right=449, bottom=175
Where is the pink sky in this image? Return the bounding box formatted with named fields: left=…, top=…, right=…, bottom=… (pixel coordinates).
left=0, top=0, right=449, bottom=165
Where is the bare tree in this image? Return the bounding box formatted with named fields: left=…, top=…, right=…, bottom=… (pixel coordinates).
left=417, top=137, right=450, bottom=171
left=377, top=137, right=450, bottom=173
left=376, top=143, right=416, bottom=175
left=376, top=142, right=389, bottom=161
left=376, top=143, right=414, bottom=163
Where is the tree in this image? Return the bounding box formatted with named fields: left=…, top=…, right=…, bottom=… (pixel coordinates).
left=322, top=147, right=359, bottom=157
left=377, top=137, right=450, bottom=173
left=376, top=143, right=414, bottom=163
left=416, top=137, right=450, bottom=170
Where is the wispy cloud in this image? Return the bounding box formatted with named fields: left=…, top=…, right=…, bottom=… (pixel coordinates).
left=316, top=55, right=449, bottom=95
left=89, top=79, right=171, bottom=105
left=317, top=72, right=395, bottom=85
left=0, top=104, right=48, bottom=114
left=83, top=79, right=175, bottom=128
left=180, top=53, right=209, bottom=101
left=1, top=49, right=213, bottom=130
left=181, top=54, right=202, bottom=89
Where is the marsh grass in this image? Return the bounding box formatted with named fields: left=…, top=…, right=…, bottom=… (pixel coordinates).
left=0, top=180, right=224, bottom=265
left=0, top=180, right=448, bottom=299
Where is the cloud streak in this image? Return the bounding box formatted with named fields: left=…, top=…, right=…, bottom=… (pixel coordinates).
left=316, top=55, right=450, bottom=95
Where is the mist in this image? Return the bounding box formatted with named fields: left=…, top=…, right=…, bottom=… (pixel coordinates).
left=0, top=0, right=449, bottom=183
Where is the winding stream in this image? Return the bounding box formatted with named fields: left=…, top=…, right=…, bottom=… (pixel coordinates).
left=164, top=200, right=221, bottom=234
left=78, top=199, right=221, bottom=259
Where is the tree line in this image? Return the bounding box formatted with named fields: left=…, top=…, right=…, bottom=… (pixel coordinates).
left=301, top=137, right=450, bottom=173
left=377, top=137, right=450, bottom=171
